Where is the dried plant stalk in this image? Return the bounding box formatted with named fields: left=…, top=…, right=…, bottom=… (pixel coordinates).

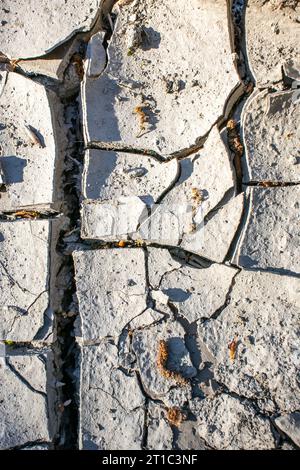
left=14, top=210, right=39, bottom=219
left=24, top=124, right=44, bottom=147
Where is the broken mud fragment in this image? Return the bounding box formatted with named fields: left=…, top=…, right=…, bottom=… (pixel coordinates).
left=81, top=0, right=240, bottom=154
left=0, top=71, right=65, bottom=211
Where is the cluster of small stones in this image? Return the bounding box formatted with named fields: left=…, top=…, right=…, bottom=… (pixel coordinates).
left=0, top=0, right=299, bottom=450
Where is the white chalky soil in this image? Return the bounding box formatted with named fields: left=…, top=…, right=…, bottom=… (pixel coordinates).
left=0, top=0, right=299, bottom=451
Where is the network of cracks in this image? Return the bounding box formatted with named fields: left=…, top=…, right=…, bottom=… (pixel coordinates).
left=0, top=0, right=299, bottom=450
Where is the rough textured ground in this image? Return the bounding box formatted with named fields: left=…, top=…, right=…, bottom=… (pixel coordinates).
left=0, top=0, right=299, bottom=450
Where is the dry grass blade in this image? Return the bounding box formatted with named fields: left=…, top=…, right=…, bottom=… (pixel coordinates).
left=14, top=210, right=39, bottom=219
left=228, top=337, right=238, bottom=361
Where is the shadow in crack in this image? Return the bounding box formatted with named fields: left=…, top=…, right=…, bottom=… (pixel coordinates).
left=232, top=0, right=254, bottom=83
left=175, top=158, right=195, bottom=185
left=167, top=336, right=197, bottom=378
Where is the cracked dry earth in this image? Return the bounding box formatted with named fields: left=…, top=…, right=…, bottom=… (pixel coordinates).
left=0, top=0, right=299, bottom=451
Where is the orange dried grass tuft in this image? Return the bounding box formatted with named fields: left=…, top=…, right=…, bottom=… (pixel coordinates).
left=166, top=407, right=185, bottom=427
left=157, top=340, right=189, bottom=386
